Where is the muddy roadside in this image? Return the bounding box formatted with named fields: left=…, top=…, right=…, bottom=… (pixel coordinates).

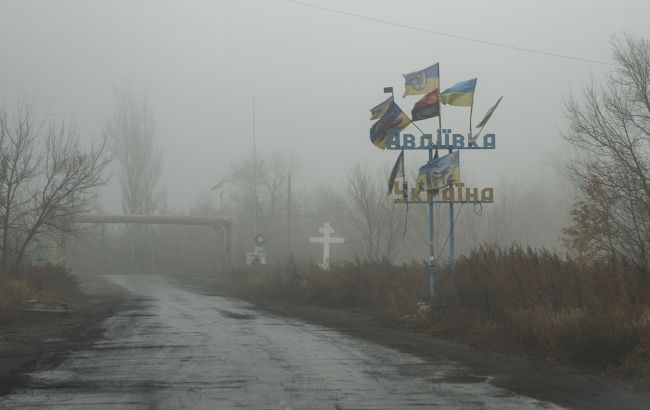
left=174, top=273, right=650, bottom=410
left=0, top=275, right=128, bottom=395
left=249, top=299, right=650, bottom=410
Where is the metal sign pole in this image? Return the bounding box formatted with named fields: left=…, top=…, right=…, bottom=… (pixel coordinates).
left=449, top=200, right=455, bottom=271
left=449, top=147, right=456, bottom=272
left=428, top=146, right=436, bottom=299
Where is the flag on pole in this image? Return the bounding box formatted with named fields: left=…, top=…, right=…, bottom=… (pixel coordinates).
left=403, top=63, right=439, bottom=97
left=471, top=96, right=502, bottom=144
left=369, top=102, right=410, bottom=149
left=416, top=152, right=461, bottom=192
left=475, top=96, right=503, bottom=129
left=370, top=95, right=394, bottom=120
left=411, top=89, right=440, bottom=121
left=440, top=78, right=477, bottom=107
left=387, top=150, right=404, bottom=194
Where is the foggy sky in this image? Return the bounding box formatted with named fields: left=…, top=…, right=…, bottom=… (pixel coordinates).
left=1, top=0, right=648, bottom=213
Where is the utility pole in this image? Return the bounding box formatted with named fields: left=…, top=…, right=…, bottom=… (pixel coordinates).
left=220, top=183, right=224, bottom=212
left=287, top=172, right=292, bottom=258
left=252, top=97, right=257, bottom=237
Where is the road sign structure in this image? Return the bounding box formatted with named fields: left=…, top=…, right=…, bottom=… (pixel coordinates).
left=370, top=67, right=500, bottom=300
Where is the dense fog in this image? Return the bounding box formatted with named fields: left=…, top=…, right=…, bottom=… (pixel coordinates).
left=2, top=0, right=649, bottom=269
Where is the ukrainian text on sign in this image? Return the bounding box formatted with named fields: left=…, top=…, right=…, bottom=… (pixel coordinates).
left=393, top=184, right=494, bottom=204
left=386, top=129, right=496, bottom=150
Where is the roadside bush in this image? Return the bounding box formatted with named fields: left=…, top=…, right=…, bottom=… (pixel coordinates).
left=227, top=260, right=428, bottom=313
left=554, top=306, right=642, bottom=365
left=0, top=265, right=81, bottom=324
left=20, top=265, right=82, bottom=302
left=0, top=279, right=36, bottom=323
left=225, top=244, right=650, bottom=373
left=435, top=244, right=650, bottom=370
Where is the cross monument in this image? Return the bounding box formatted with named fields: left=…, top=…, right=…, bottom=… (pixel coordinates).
left=309, top=222, right=344, bottom=270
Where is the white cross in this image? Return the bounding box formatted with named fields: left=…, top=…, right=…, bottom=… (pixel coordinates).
left=309, top=222, right=344, bottom=270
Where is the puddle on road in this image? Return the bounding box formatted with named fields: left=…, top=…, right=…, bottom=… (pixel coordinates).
left=217, top=308, right=256, bottom=320
left=432, top=370, right=489, bottom=384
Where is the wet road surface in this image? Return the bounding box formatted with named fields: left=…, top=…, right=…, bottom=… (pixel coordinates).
left=1, top=275, right=564, bottom=409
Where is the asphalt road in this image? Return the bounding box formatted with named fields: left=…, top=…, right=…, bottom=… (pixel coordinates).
left=0, top=274, right=564, bottom=409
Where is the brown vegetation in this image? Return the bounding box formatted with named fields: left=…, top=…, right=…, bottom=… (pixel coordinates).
left=225, top=246, right=650, bottom=377
left=229, top=257, right=428, bottom=312
left=0, top=265, right=81, bottom=325
left=437, top=246, right=650, bottom=374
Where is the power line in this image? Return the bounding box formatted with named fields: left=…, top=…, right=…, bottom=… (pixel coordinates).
left=287, top=0, right=613, bottom=66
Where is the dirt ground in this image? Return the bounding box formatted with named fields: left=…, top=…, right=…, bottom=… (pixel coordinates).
left=0, top=275, right=128, bottom=395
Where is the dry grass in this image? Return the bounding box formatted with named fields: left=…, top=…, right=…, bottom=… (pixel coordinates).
left=228, top=257, right=429, bottom=312
left=225, top=246, right=650, bottom=375
left=0, top=265, right=81, bottom=325
left=435, top=245, right=650, bottom=372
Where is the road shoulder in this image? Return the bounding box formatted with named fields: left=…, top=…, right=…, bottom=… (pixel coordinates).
left=237, top=292, right=650, bottom=410
left=0, top=275, right=128, bottom=395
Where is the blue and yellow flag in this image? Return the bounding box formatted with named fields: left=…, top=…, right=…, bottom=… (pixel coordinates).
left=369, top=102, right=410, bottom=149
left=440, top=78, right=477, bottom=107
left=370, top=95, right=394, bottom=120
left=476, top=96, right=503, bottom=128
left=403, top=63, right=440, bottom=97
left=416, top=152, right=461, bottom=192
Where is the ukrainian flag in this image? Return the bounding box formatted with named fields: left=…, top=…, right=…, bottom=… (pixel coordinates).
left=403, top=63, right=439, bottom=97
left=369, top=102, right=410, bottom=149
left=416, top=152, right=461, bottom=191
left=440, top=78, right=477, bottom=107
left=476, top=96, right=503, bottom=128
left=370, top=95, right=393, bottom=120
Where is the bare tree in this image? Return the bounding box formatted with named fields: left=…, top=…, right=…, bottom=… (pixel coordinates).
left=105, top=82, right=161, bottom=216
left=341, top=163, right=404, bottom=262
left=229, top=154, right=298, bottom=219
left=563, top=34, right=650, bottom=271
left=0, top=105, right=39, bottom=271
left=0, top=104, right=110, bottom=271
left=228, top=153, right=298, bottom=258
left=105, top=82, right=162, bottom=268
